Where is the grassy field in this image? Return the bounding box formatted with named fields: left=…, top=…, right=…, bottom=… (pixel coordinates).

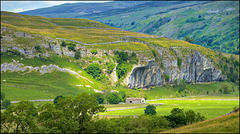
left=99, top=99, right=239, bottom=119
left=143, top=81, right=239, bottom=99
left=1, top=11, right=152, bottom=44
left=162, top=112, right=239, bottom=133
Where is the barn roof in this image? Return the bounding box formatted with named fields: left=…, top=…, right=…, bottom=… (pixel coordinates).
left=126, top=98, right=144, bottom=100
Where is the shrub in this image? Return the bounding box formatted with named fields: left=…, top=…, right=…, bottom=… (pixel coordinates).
left=74, top=49, right=81, bottom=59
left=116, top=63, right=132, bottom=79
left=107, top=93, right=120, bottom=104
left=107, top=63, right=116, bottom=74
left=177, top=57, right=182, bottom=69
left=68, top=43, right=76, bottom=52
left=144, top=105, right=156, bottom=115
left=222, top=84, right=230, bottom=94
left=61, top=41, right=67, bottom=47
left=164, top=74, right=169, bottom=82
left=34, top=45, right=41, bottom=52
left=152, top=50, right=157, bottom=58
left=184, top=36, right=194, bottom=43
left=7, top=49, right=21, bottom=56
left=95, top=93, right=104, bottom=104
left=53, top=95, right=64, bottom=105
left=86, top=63, right=101, bottom=79
left=2, top=99, right=11, bottom=109
left=90, top=49, right=98, bottom=55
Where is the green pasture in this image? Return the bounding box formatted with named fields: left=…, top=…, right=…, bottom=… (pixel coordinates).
left=99, top=99, right=239, bottom=119
left=1, top=71, right=96, bottom=101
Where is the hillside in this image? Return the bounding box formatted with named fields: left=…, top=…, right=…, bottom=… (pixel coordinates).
left=1, top=11, right=239, bottom=101
left=162, top=112, right=239, bottom=133
left=20, top=1, right=239, bottom=55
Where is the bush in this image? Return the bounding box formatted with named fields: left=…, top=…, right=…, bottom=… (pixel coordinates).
left=74, top=49, right=81, bottom=59
left=152, top=50, right=157, bottom=58
left=177, top=57, right=182, bottom=69
left=7, top=49, right=21, bottom=56
left=95, top=93, right=105, bottom=104
left=116, top=63, right=132, bottom=79
left=86, top=63, right=101, bottom=79
left=164, top=74, right=169, bottom=82
left=222, top=84, right=230, bottom=94
left=34, top=45, right=41, bottom=52
left=90, top=49, right=98, bottom=55
left=53, top=95, right=64, bottom=105
left=144, top=105, right=156, bottom=115
left=165, top=108, right=206, bottom=128
left=61, top=41, right=67, bottom=47
left=68, top=43, right=76, bottom=52
left=184, top=36, right=194, bottom=43
left=107, top=93, right=120, bottom=104
left=2, top=99, right=11, bottom=109
left=107, top=63, right=116, bottom=74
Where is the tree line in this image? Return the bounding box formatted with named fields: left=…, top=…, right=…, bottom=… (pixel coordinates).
left=1, top=92, right=206, bottom=133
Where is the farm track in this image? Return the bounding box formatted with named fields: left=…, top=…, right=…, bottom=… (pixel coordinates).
left=106, top=103, right=162, bottom=112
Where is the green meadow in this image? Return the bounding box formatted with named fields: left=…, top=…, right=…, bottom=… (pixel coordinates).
left=99, top=98, right=239, bottom=119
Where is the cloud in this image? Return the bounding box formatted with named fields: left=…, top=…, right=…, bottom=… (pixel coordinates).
left=12, top=8, right=24, bottom=13
left=1, top=1, right=110, bottom=13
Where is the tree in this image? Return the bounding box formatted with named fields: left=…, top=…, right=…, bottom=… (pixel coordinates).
left=68, top=43, right=76, bottom=52
left=86, top=63, right=101, bottom=79
left=2, top=99, right=11, bottom=109
left=1, top=100, right=39, bottom=133
left=37, top=103, right=78, bottom=133
left=53, top=95, right=64, bottom=105
left=95, top=93, right=105, bottom=104
left=119, top=91, right=127, bottom=102
left=144, top=105, right=156, bottom=115
left=74, top=49, right=81, bottom=59
left=185, top=110, right=196, bottom=124
left=55, top=93, right=105, bottom=132
left=90, top=49, right=98, bottom=55
left=222, top=84, right=230, bottom=94
left=184, top=36, right=194, bottom=43
left=166, top=108, right=186, bottom=128
left=1, top=92, right=5, bottom=101
left=61, top=41, right=67, bottom=47
left=178, top=79, right=186, bottom=93
left=107, top=93, right=120, bottom=104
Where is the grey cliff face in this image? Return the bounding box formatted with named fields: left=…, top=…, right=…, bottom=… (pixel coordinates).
left=128, top=51, right=226, bottom=88
left=128, top=61, right=164, bottom=88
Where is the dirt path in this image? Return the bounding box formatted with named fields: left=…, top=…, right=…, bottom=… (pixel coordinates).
left=106, top=103, right=162, bottom=111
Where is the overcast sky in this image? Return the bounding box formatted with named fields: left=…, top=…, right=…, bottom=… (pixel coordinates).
left=1, top=1, right=109, bottom=13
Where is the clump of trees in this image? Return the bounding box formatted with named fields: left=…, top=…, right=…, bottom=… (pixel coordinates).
left=86, top=63, right=101, bottom=79
left=184, top=36, right=194, bottom=43
left=1, top=92, right=207, bottom=133
left=90, top=49, right=98, bottom=55
left=1, top=92, right=11, bottom=109
left=61, top=41, right=76, bottom=52
left=165, top=108, right=206, bottom=128
left=114, top=51, right=138, bottom=80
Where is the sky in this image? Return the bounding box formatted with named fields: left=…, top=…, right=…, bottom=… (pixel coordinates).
left=1, top=1, right=109, bottom=13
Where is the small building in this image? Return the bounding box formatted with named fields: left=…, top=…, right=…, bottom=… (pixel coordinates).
left=126, top=98, right=145, bottom=104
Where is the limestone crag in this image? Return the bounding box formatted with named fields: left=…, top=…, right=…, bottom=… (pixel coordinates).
left=127, top=51, right=226, bottom=88
left=128, top=61, right=164, bottom=88
left=1, top=60, right=93, bottom=83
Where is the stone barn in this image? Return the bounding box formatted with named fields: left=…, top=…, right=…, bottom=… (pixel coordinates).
left=126, top=98, right=145, bottom=104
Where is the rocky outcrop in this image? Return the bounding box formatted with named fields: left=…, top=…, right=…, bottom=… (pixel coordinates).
left=1, top=60, right=93, bottom=83
left=127, top=51, right=226, bottom=89
left=128, top=61, right=164, bottom=88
